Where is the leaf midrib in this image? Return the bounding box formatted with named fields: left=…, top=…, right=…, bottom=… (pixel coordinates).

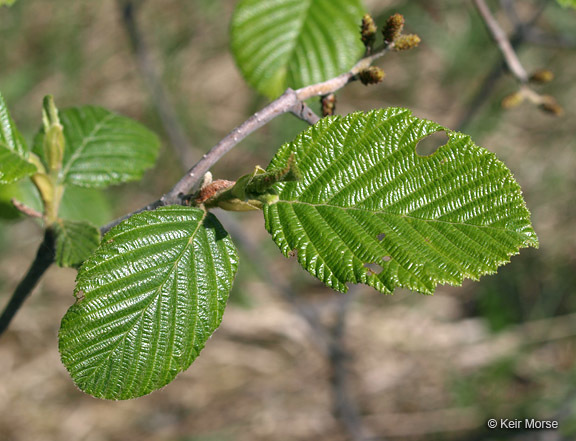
left=61, top=112, right=115, bottom=181
left=276, top=200, right=531, bottom=235
left=76, top=210, right=207, bottom=393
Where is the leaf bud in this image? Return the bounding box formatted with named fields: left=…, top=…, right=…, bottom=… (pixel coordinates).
left=383, top=13, right=404, bottom=43
left=529, top=69, right=554, bottom=84
left=321, top=94, right=336, bottom=117
left=42, top=95, right=65, bottom=173
left=501, top=92, right=524, bottom=109
left=393, top=34, right=421, bottom=51
left=358, top=66, right=386, bottom=85
left=538, top=95, right=564, bottom=116
left=360, top=14, right=377, bottom=48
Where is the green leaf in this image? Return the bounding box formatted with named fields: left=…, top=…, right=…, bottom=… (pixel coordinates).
left=53, top=219, right=101, bottom=268
left=0, top=146, right=37, bottom=185
left=59, top=186, right=113, bottom=226
left=263, top=109, right=538, bottom=294
left=59, top=206, right=238, bottom=400
left=34, top=106, right=160, bottom=188
left=556, top=0, right=576, bottom=9
left=231, top=0, right=365, bottom=98
left=0, top=93, right=36, bottom=184
left=0, top=0, right=17, bottom=7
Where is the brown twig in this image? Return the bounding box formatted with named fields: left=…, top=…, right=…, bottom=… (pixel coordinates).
left=101, top=44, right=392, bottom=234
left=473, top=0, right=529, bottom=83
left=0, top=230, right=55, bottom=337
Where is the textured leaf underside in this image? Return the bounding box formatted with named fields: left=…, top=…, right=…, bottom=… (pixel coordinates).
left=34, top=106, right=160, bottom=188
left=59, top=206, right=238, bottom=400
left=231, top=0, right=365, bottom=98
left=263, top=109, right=538, bottom=294
left=0, top=93, right=36, bottom=184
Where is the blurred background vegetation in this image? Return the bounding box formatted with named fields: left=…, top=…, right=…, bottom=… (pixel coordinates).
left=0, top=0, right=575, bottom=440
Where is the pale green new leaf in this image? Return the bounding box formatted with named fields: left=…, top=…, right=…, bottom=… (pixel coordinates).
left=53, top=219, right=101, bottom=268
left=0, top=93, right=36, bottom=184
left=263, top=109, right=538, bottom=294
left=34, top=106, right=160, bottom=188
left=231, top=0, right=365, bottom=98
left=59, top=206, right=238, bottom=400
left=0, top=0, right=17, bottom=7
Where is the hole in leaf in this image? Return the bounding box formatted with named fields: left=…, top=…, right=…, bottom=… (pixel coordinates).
left=363, top=262, right=383, bottom=275
left=288, top=249, right=298, bottom=258
left=382, top=256, right=391, bottom=262
left=415, top=131, right=449, bottom=157
left=377, top=233, right=386, bottom=241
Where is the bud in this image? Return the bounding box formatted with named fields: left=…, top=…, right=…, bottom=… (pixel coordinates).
left=538, top=95, right=564, bottom=116
left=360, top=14, right=377, bottom=48
left=321, top=94, right=336, bottom=117
left=529, top=69, right=554, bottom=84
left=195, top=179, right=235, bottom=205
left=393, top=34, right=421, bottom=51
left=383, top=13, right=404, bottom=43
left=41, top=95, right=65, bottom=173
left=358, top=66, right=386, bottom=85
left=501, top=92, right=524, bottom=109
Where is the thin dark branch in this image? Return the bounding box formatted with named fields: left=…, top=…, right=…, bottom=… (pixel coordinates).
left=0, top=230, right=55, bottom=337
left=328, top=290, right=379, bottom=441
left=473, top=0, right=529, bottom=83
left=118, top=0, right=198, bottom=164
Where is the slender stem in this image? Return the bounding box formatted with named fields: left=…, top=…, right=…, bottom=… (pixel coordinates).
left=0, top=230, right=56, bottom=337
left=457, top=2, right=547, bottom=130
left=11, top=199, right=43, bottom=219
left=473, top=0, right=529, bottom=83
left=101, top=45, right=392, bottom=233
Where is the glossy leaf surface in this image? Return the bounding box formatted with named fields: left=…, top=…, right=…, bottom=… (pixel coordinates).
left=0, top=93, right=36, bottom=184
left=34, top=106, right=160, bottom=188
left=231, top=0, right=364, bottom=98
left=59, top=206, right=238, bottom=399
left=53, top=219, right=101, bottom=268
left=263, top=109, right=538, bottom=294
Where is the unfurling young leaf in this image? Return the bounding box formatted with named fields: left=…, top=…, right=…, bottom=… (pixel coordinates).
left=263, top=109, right=538, bottom=294
left=59, top=206, right=238, bottom=400
left=33, top=106, right=160, bottom=188
left=231, top=0, right=365, bottom=98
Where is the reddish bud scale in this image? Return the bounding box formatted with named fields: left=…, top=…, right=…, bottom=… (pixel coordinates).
left=195, top=179, right=235, bottom=205
left=321, top=94, right=336, bottom=117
